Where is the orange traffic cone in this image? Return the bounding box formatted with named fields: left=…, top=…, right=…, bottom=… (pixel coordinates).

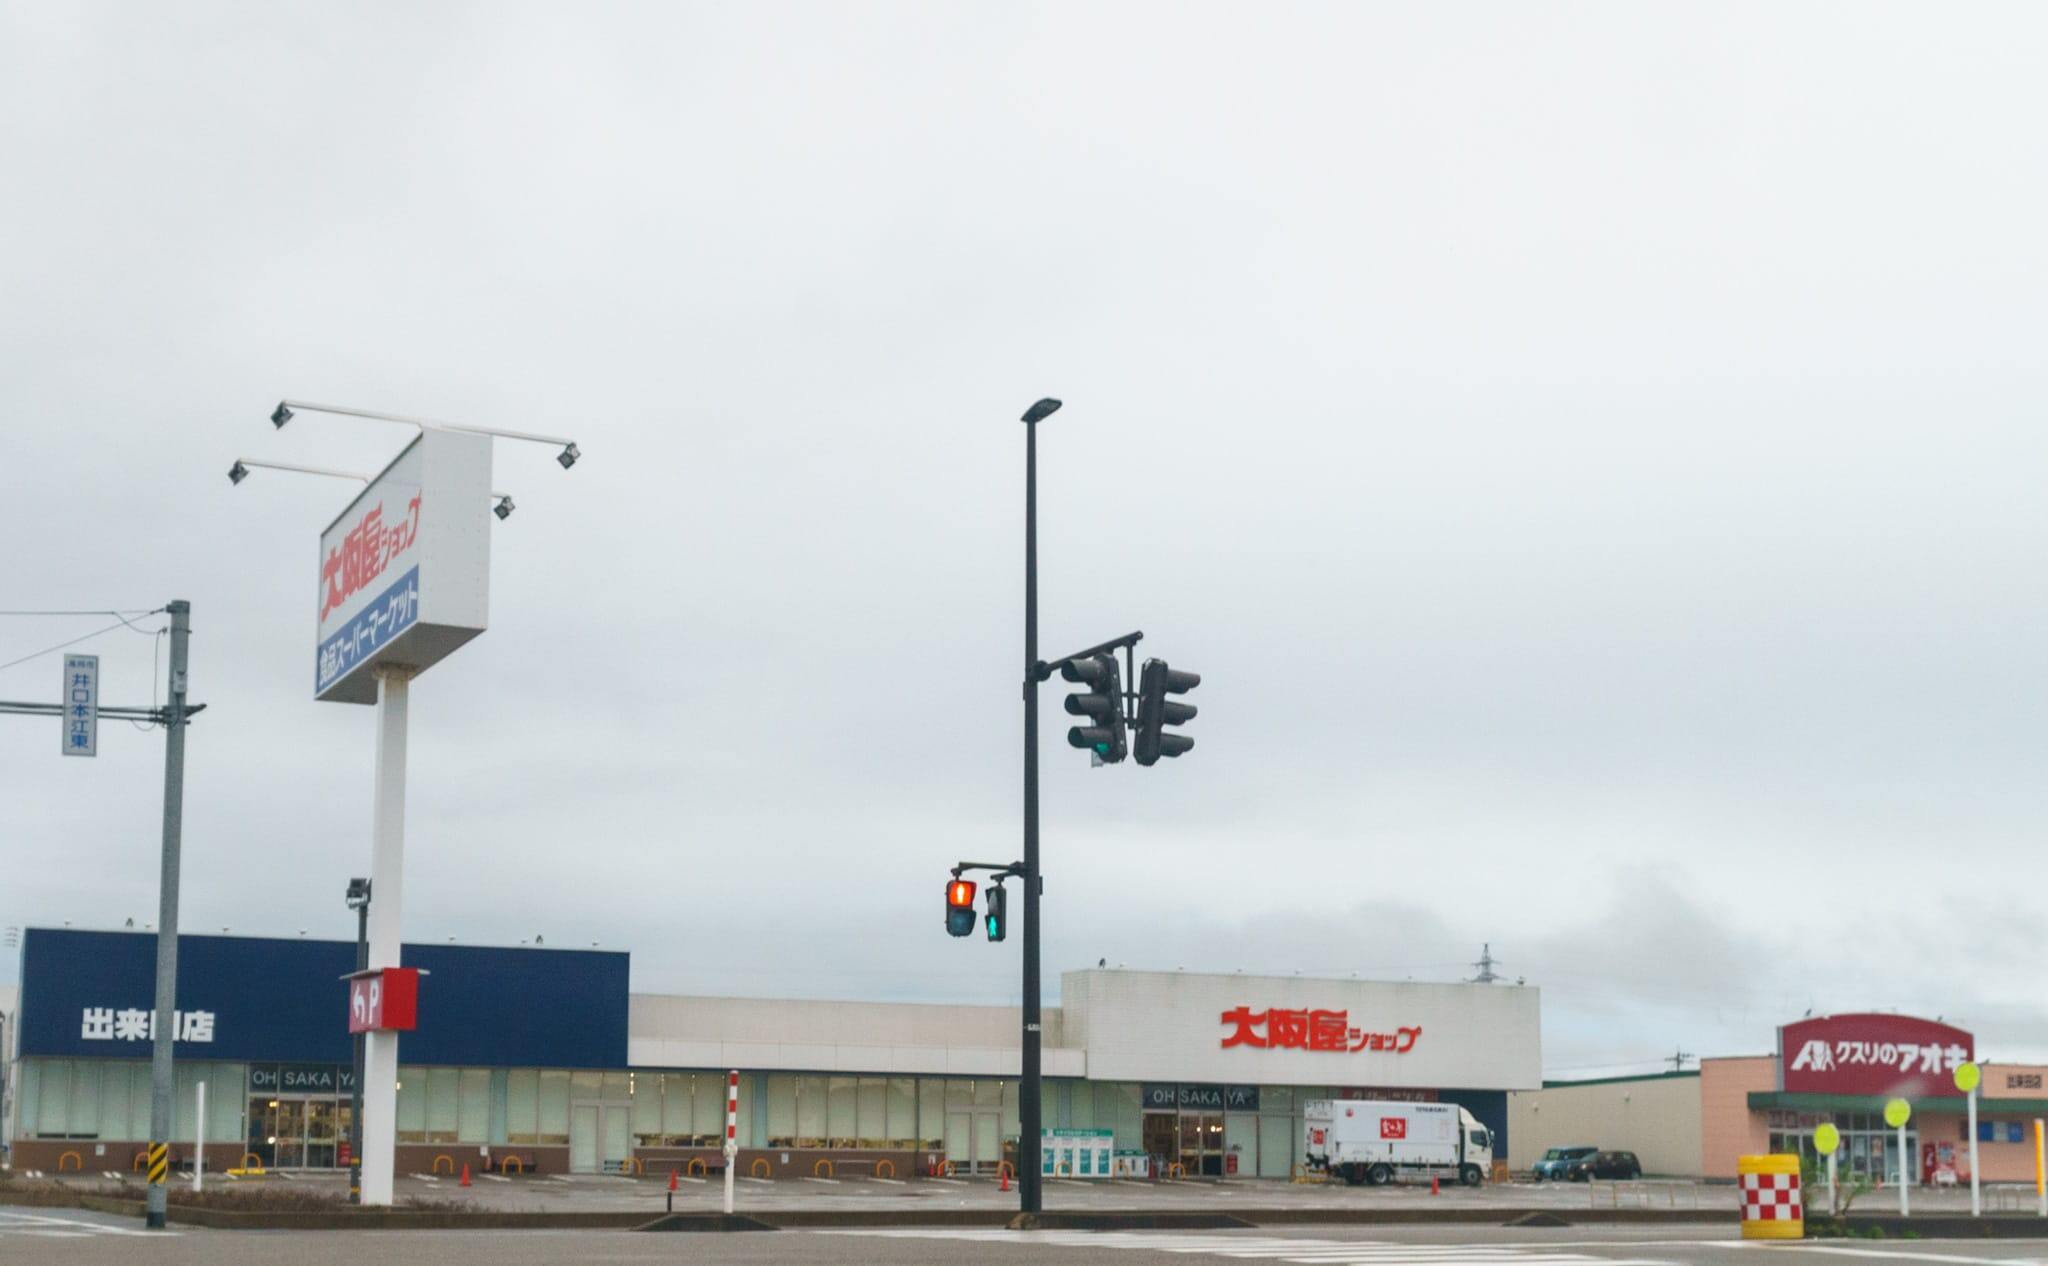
left=460, top=1163, right=471, bottom=1188
left=1000, top=1167, right=1010, bottom=1193
left=1430, top=1175, right=1439, bottom=1196
left=668, top=1169, right=679, bottom=1192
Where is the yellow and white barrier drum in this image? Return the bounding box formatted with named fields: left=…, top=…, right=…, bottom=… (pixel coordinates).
left=1738, top=1154, right=1804, bottom=1240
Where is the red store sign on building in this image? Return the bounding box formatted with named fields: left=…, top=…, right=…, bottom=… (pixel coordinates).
left=1220, top=1006, right=1423, bottom=1054
left=1778, top=1013, right=1973, bottom=1099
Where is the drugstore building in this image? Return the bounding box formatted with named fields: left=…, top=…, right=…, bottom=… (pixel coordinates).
left=1511, top=1012, right=2048, bottom=1183
left=6, top=928, right=1540, bottom=1178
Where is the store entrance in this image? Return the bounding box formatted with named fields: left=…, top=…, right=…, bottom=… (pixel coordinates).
left=247, top=1094, right=343, bottom=1170
left=1181, top=1112, right=1225, bottom=1176
left=1143, top=1110, right=1227, bottom=1176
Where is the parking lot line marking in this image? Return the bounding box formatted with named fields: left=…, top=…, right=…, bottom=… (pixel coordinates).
left=803, top=1176, right=842, bottom=1185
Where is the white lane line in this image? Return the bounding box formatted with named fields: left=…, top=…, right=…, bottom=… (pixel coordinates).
left=802, top=1175, right=842, bottom=1185
left=0, top=1210, right=175, bottom=1238
left=870, top=1176, right=906, bottom=1185
left=479, top=1172, right=511, bottom=1183
left=1744, top=1249, right=2048, bottom=1266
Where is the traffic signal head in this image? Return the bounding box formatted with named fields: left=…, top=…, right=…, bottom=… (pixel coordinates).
left=945, top=878, right=977, bottom=937
left=1134, top=658, right=1200, bottom=766
left=984, top=884, right=1007, bottom=942
left=1060, top=654, right=1126, bottom=763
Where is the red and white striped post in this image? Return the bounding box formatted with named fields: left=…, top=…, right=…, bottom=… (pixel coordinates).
left=723, top=1070, right=739, bottom=1214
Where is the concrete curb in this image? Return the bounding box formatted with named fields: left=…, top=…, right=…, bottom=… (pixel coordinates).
left=1819, top=1215, right=2048, bottom=1240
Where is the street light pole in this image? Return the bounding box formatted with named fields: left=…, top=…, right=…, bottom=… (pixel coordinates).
left=345, top=878, right=371, bottom=1204
left=1018, top=397, right=1061, bottom=1217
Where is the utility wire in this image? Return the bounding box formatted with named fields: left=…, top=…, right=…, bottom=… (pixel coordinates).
left=0, top=608, right=163, bottom=618
left=0, top=616, right=162, bottom=676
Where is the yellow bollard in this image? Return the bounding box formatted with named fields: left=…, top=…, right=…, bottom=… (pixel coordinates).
left=1738, top=1154, right=1804, bottom=1240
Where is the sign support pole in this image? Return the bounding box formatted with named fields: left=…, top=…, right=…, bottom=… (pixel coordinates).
left=1827, top=1148, right=1836, bottom=1218
left=193, top=1081, right=205, bottom=1193
left=144, top=599, right=190, bottom=1230
left=1967, top=1085, right=1979, bottom=1217
left=359, top=666, right=412, bottom=1207
left=723, top=1069, right=738, bottom=1215
left=1897, top=1121, right=1910, bottom=1217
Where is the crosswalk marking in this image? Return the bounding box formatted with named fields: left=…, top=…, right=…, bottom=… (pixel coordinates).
left=823, top=1230, right=1681, bottom=1266
left=0, top=1211, right=175, bottom=1239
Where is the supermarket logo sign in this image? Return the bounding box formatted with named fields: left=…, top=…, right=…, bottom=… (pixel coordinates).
left=80, top=1007, right=216, bottom=1043
left=1220, top=1006, right=1423, bottom=1054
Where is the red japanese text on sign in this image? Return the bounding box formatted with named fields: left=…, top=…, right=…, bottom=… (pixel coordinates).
left=1219, top=1006, right=1424, bottom=1054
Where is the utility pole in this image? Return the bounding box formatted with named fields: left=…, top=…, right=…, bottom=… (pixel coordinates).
left=145, top=599, right=191, bottom=1230
left=1667, top=1047, right=1694, bottom=1072
left=1469, top=944, right=1501, bottom=984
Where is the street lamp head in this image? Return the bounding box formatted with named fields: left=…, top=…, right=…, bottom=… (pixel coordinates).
left=1021, top=398, right=1062, bottom=424
left=228, top=461, right=249, bottom=485
left=493, top=495, right=516, bottom=520
left=556, top=442, right=579, bottom=469
left=345, top=877, right=371, bottom=908
left=270, top=402, right=294, bottom=429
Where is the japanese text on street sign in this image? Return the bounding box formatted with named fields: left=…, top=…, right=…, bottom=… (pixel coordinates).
left=79, top=1007, right=214, bottom=1042
left=1219, top=1006, right=1423, bottom=1053
left=61, top=654, right=97, bottom=757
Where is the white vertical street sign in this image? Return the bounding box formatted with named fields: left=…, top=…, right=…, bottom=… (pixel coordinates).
left=62, top=653, right=98, bottom=757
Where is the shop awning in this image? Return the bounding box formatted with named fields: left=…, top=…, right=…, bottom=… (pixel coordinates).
left=1748, top=1091, right=2048, bottom=1116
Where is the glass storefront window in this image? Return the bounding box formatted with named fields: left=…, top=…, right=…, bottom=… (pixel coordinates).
left=537, top=1070, right=571, bottom=1144
left=766, top=1073, right=798, bottom=1147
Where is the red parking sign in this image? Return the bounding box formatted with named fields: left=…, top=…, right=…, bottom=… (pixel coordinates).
left=347, top=967, right=420, bottom=1033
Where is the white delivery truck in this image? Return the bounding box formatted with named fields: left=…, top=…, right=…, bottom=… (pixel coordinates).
left=1303, top=1099, right=1495, bottom=1187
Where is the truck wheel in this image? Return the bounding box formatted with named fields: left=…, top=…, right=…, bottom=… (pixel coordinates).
left=1460, top=1164, right=1482, bottom=1187
left=1367, top=1164, right=1392, bottom=1186
left=1341, top=1165, right=1365, bottom=1187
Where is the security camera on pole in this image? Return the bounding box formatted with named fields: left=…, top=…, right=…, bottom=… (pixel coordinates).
left=234, top=400, right=580, bottom=1206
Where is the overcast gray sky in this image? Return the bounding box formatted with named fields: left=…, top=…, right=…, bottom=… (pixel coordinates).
left=5, top=1, right=2047, bottom=1077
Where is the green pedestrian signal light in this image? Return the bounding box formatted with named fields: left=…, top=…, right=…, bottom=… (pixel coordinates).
left=945, top=878, right=977, bottom=938
left=984, top=884, right=1008, bottom=943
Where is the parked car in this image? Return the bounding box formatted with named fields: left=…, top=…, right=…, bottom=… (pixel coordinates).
left=1531, top=1146, right=1598, bottom=1181
left=1566, top=1150, right=1642, bottom=1181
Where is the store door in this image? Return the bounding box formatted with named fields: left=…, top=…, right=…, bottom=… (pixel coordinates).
left=570, top=1105, right=599, bottom=1173
left=1180, top=1112, right=1224, bottom=1176
left=1143, top=1111, right=1177, bottom=1172
left=973, top=1112, right=1000, bottom=1173
left=247, top=1097, right=278, bottom=1169
left=274, top=1101, right=307, bottom=1169
left=944, top=1111, right=971, bottom=1168
left=602, top=1106, right=632, bottom=1173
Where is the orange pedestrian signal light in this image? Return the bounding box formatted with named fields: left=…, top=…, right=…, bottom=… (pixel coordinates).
left=945, top=879, right=977, bottom=937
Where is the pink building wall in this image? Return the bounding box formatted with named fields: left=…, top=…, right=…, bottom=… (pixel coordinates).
left=1700, top=1055, right=1774, bottom=1179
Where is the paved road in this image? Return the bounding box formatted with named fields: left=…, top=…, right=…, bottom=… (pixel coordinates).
left=34, top=1170, right=2042, bottom=1215
left=9, top=1214, right=2048, bottom=1266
